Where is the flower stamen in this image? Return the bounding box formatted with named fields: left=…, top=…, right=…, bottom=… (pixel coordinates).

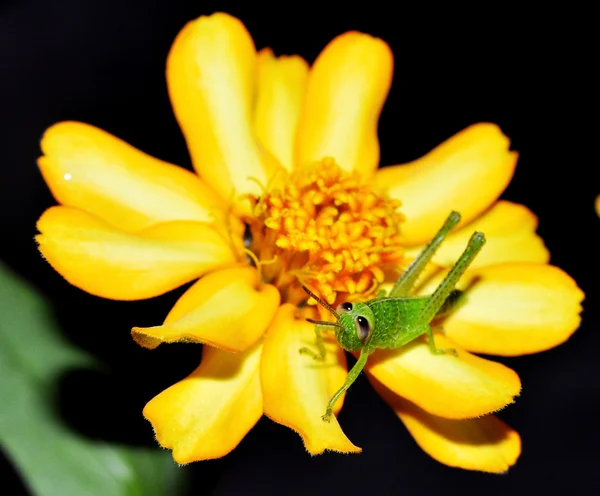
left=243, top=248, right=278, bottom=288
left=248, top=158, right=405, bottom=307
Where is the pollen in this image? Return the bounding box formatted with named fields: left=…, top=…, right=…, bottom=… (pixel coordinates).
left=249, top=158, right=405, bottom=306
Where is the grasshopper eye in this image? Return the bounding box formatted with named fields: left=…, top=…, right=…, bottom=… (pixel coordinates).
left=355, top=316, right=371, bottom=340
left=337, top=302, right=353, bottom=313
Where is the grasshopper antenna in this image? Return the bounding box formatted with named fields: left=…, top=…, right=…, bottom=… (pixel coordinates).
left=301, top=285, right=340, bottom=319
left=305, top=318, right=343, bottom=329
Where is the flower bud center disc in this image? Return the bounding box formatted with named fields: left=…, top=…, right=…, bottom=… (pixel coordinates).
left=249, top=158, right=405, bottom=307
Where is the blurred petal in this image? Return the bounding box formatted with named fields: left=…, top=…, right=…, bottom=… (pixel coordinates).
left=36, top=207, right=238, bottom=300
left=419, top=264, right=584, bottom=356
left=144, top=343, right=263, bottom=463
left=370, top=378, right=520, bottom=473
left=365, top=333, right=521, bottom=419
left=38, top=121, right=228, bottom=232
left=167, top=13, right=281, bottom=210
left=254, top=48, right=309, bottom=171
left=376, top=123, right=517, bottom=245
left=261, top=304, right=360, bottom=454
left=132, top=267, right=280, bottom=352
left=404, top=201, right=549, bottom=268
left=296, top=31, right=393, bottom=176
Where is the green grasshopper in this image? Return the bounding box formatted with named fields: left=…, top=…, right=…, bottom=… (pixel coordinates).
left=300, top=211, right=485, bottom=422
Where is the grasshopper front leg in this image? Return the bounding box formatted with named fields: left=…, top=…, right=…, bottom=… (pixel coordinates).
left=299, top=324, right=327, bottom=360
left=322, top=347, right=371, bottom=422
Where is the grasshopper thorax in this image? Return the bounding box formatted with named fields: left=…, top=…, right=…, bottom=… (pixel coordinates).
left=335, top=301, right=375, bottom=352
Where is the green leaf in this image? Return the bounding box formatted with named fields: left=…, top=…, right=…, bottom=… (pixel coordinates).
left=0, top=261, right=185, bottom=496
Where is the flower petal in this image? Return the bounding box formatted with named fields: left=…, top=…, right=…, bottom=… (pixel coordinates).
left=365, top=333, right=521, bottom=419
left=376, top=123, right=517, bottom=245
left=261, top=304, right=360, bottom=454
left=167, top=13, right=281, bottom=209
left=404, top=201, right=549, bottom=268
left=36, top=206, right=238, bottom=300
left=132, top=267, right=280, bottom=352
left=296, top=31, right=393, bottom=176
left=254, top=48, right=309, bottom=172
left=370, top=377, right=520, bottom=473
left=144, top=343, right=263, bottom=463
left=419, top=263, right=584, bottom=356
left=38, top=121, right=228, bottom=232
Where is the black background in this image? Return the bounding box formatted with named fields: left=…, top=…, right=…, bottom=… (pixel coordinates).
left=1, top=1, right=598, bottom=495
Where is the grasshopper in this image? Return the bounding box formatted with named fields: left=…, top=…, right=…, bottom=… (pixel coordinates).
left=300, top=211, right=485, bottom=422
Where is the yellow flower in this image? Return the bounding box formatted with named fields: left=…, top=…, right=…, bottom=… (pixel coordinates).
left=35, top=12, right=584, bottom=473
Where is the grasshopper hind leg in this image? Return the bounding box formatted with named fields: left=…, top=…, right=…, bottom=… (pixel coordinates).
left=419, top=231, right=485, bottom=325
left=420, top=231, right=486, bottom=357
left=389, top=211, right=461, bottom=298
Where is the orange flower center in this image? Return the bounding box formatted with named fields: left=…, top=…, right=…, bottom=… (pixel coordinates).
left=248, top=158, right=405, bottom=306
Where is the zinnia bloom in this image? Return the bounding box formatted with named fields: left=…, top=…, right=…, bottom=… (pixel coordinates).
left=35, top=12, right=584, bottom=473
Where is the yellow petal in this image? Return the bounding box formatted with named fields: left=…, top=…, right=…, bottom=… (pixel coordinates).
left=366, top=333, right=521, bottom=419
left=132, top=267, right=280, bottom=352
left=376, top=123, right=517, bottom=245
left=167, top=13, right=281, bottom=209
left=370, top=378, right=520, bottom=473
left=420, top=264, right=584, bottom=356
left=404, top=201, right=549, bottom=268
left=261, top=304, right=361, bottom=454
left=254, top=48, right=309, bottom=172
left=36, top=206, right=238, bottom=300
left=144, top=343, right=263, bottom=463
left=296, top=31, right=393, bottom=176
left=38, top=121, right=228, bottom=232
left=596, top=194, right=600, bottom=216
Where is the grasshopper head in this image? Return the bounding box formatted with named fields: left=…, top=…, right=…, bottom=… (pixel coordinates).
left=301, top=286, right=375, bottom=352
left=335, top=301, right=375, bottom=351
